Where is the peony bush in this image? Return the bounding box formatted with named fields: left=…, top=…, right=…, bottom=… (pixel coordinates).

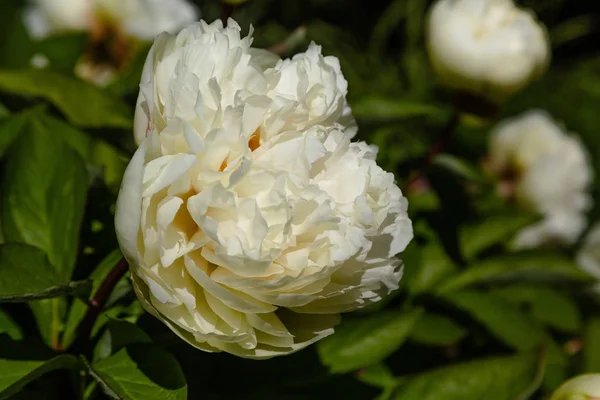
left=0, top=0, right=598, bottom=399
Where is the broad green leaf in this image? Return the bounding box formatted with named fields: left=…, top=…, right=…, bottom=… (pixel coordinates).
left=2, top=118, right=88, bottom=346
left=318, top=309, right=422, bottom=373
left=584, top=317, right=600, bottom=373
left=0, top=113, right=25, bottom=158
left=2, top=118, right=88, bottom=282
left=0, top=309, right=22, bottom=340
left=437, top=252, right=592, bottom=294
left=355, top=363, right=396, bottom=389
left=37, top=114, right=128, bottom=188
left=0, top=354, right=81, bottom=399
left=543, top=339, right=569, bottom=393
left=409, top=313, right=466, bottom=346
left=0, top=69, right=131, bottom=128
left=442, top=290, right=546, bottom=351
left=459, top=212, right=539, bottom=260
left=0, top=244, right=90, bottom=302
left=94, top=320, right=151, bottom=361
left=352, top=97, right=444, bottom=123
left=492, top=286, right=581, bottom=333
left=393, top=351, right=545, bottom=400
left=90, top=344, right=187, bottom=400
left=0, top=102, right=8, bottom=118
left=0, top=1, right=36, bottom=69
left=62, top=250, right=123, bottom=348
left=406, top=242, right=458, bottom=296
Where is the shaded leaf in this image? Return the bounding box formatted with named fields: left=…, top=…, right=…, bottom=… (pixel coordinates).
left=318, top=309, right=422, bottom=373
left=0, top=355, right=81, bottom=399
left=0, top=69, right=131, bottom=128
left=409, top=313, right=466, bottom=346
left=437, top=252, right=592, bottom=294
left=94, top=320, right=151, bottom=361
left=393, top=351, right=545, bottom=400
left=0, top=113, right=25, bottom=158
left=0, top=244, right=91, bottom=302
left=460, top=212, right=539, bottom=260
left=584, top=317, right=600, bottom=373
left=355, top=363, right=396, bottom=389
left=91, top=344, right=187, bottom=400
left=352, top=97, right=444, bottom=123
left=492, top=285, right=581, bottom=333
left=442, top=290, right=546, bottom=351
left=0, top=310, right=22, bottom=340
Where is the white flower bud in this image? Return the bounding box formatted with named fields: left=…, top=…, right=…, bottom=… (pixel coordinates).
left=24, top=0, right=199, bottom=41
left=488, top=110, right=593, bottom=248
left=118, top=19, right=413, bottom=358
left=551, top=374, right=600, bottom=400
left=426, top=0, right=550, bottom=102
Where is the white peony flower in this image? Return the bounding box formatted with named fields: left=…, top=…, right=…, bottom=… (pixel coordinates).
left=426, top=0, right=550, bottom=102
left=551, top=374, right=600, bottom=400
left=488, top=110, right=593, bottom=248
left=117, top=19, right=413, bottom=359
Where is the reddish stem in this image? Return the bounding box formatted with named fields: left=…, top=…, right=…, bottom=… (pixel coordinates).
left=69, top=258, right=129, bottom=353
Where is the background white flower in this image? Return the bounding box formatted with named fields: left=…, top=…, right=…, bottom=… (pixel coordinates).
left=426, top=0, right=550, bottom=102
left=551, top=374, right=600, bottom=400
left=118, top=19, right=413, bottom=358
left=25, top=0, right=199, bottom=40
left=488, top=110, right=593, bottom=248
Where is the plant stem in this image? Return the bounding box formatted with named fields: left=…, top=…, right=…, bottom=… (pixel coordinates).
left=68, top=257, right=129, bottom=354
left=404, top=110, right=460, bottom=191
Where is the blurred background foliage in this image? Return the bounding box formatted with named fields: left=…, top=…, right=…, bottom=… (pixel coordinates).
left=0, top=0, right=599, bottom=399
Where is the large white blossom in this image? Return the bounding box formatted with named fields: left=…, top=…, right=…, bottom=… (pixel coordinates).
left=426, top=0, right=550, bottom=102
left=488, top=110, right=593, bottom=248
left=117, top=19, right=413, bottom=358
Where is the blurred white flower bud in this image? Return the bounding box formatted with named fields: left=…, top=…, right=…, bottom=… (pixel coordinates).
left=426, top=0, right=550, bottom=102
left=488, top=110, right=593, bottom=248
left=551, top=374, right=600, bottom=400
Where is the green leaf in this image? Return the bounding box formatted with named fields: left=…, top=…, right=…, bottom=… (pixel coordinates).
left=2, top=117, right=88, bottom=282
left=34, top=33, right=88, bottom=73
left=62, top=250, right=123, bottom=348
left=355, top=363, right=396, bottom=389
left=37, top=114, right=127, bottom=189
left=0, top=69, right=131, bottom=128
left=409, top=313, right=466, bottom=346
left=492, top=286, right=581, bottom=333
left=94, top=320, right=151, bottom=361
left=584, top=317, right=600, bottom=373
left=437, top=252, right=592, bottom=294
left=459, top=212, right=539, bottom=260
left=0, top=354, right=81, bottom=399
left=0, top=244, right=91, bottom=302
left=0, top=309, right=22, bottom=340
left=90, top=344, right=187, bottom=400
left=352, top=97, right=445, bottom=123
left=0, top=113, right=25, bottom=158
left=317, top=309, right=422, bottom=374
left=393, top=351, right=545, bottom=400
left=406, top=242, right=458, bottom=296
left=442, top=290, right=546, bottom=351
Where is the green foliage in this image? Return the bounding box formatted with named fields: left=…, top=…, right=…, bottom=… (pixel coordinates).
left=318, top=309, right=422, bottom=373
